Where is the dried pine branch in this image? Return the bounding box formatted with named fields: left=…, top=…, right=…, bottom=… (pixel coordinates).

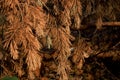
left=44, top=0, right=76, bottom=79
left=45, top=13, right=73, bottom=79
left=48, top=27, right=73, bottom=80
left=70, top=0, right=82, bottom=29
left=1, top=0, right=46, bottom=79
left=26, top=49, right=42, bottom=79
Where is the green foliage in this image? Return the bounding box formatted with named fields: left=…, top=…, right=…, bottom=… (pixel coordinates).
left=1, top=76, right=18, bottom=80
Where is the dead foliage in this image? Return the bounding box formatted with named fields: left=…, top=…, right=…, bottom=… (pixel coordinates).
left=0, top=0, right=46, bottom=79
left=0, top=0, right=120, bottom=80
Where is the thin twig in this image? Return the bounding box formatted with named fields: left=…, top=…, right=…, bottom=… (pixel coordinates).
left=78, top=22, right=120, bottom=30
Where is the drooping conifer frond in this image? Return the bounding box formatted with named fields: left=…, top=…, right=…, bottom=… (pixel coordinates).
left=44, top=0, right=76, bottom=79
left=1, top=0, right=46, bottom=79
left=47, top=26, right=73, bottom=80
left=70, top=0, right=82, bottom=29
left=1, top=0, right=120, bottom=79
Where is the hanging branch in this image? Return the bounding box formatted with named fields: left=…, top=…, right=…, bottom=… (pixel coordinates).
left=47, top=26, right=73, bottom=80
left=1, top=0, right=46, bottom=79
